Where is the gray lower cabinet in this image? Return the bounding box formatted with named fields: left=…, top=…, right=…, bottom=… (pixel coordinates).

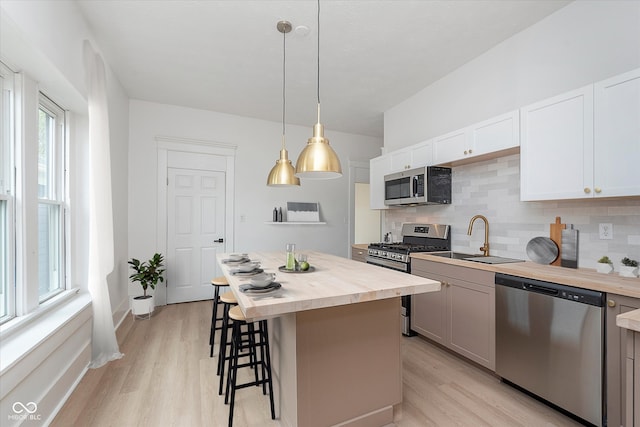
left=351, top=245, right=367, bottom=263
left=411, top=259, right=495, bottom=370
left=606, top=294, right=640, bottom=427
left=625, top=330, right=639, bottom=426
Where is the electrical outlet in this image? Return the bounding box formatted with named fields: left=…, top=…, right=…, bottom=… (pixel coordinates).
left=599, top=223, right=613, bottom=240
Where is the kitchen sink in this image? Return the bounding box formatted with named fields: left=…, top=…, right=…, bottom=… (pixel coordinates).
left=429, top=251, right=483, bottom=260
left=429, top=252, right=524, bottom=264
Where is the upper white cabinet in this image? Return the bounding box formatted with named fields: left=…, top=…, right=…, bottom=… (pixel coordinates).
left=521, top=68, right=640, bottom=201
left=520, top=85, right=594, bottom=200
left=369, top=155, right=391, bottom=210
left=594, top=68, right=640, bottom=198
left=389, top=140, right=433, bottom=171
left=433, top=110, right=519, bottom=165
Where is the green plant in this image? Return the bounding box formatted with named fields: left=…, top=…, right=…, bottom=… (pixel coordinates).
left=128, top=253, right=165, bottom=297
left=597, top=256, right=611, bottom=264
left=621, top=257, right=639, bottom=267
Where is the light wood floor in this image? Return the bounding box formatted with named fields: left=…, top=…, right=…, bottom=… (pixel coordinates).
left=52, top=301, right=582, bottom=427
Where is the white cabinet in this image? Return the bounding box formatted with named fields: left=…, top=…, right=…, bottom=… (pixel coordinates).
left=369, top=155, right=391, bottom=210
left=521, top=68, right=640, bottom=201
left=433, top=110, right=519, bottom=165
left=411, top=260, right=495, bottom=370
left=520, top=85, right=594, bottom=200
left=389, top=140, right=433, bottom=171
left=594, top=68, right=640, bottom=198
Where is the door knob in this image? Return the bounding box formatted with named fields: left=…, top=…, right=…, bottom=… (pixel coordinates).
left=214, top=238, right=224, bottom=243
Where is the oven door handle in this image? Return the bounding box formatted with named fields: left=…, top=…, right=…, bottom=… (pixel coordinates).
left=365, top=256, right=409, bottom=272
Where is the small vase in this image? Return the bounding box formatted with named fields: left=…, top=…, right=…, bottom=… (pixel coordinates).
left=596, top=263, right=613, bottom=274
left=619, top=266, right=639, bottom=278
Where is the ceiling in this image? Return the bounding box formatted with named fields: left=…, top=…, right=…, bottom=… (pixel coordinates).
left=76, top=0, right=571, bottom=137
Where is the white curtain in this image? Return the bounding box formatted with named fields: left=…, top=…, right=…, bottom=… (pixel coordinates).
left=83, top=40, right=124, bottom=369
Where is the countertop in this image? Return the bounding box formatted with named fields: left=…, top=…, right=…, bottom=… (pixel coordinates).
left=217, top=251, right=440, bottom=320
left=411, top=253, right=640, bottom=299
left=617, top=309, right=640, bottom=333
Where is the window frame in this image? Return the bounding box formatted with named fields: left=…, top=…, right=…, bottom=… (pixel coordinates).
left=0, top=62, right=16, bottom=323
left=37, top=94, right=67, bottom=304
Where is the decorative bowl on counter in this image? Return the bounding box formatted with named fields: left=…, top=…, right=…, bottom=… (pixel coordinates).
left=250, top=273, right=276, bottom=288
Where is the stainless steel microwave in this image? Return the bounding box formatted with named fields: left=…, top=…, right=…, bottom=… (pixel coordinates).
left=384, top=166, right=452, bottom=206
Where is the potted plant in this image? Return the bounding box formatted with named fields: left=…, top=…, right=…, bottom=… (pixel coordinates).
left=128, top=253, right=165, bottom=317
left=619, top=257, right=639, bottom=278
left=596, top=256, right=613, bottom=274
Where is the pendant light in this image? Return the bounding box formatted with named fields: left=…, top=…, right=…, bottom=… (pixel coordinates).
left=267, top=20, right=300, bottom=187
left=295, top=0, right=342, bottom=179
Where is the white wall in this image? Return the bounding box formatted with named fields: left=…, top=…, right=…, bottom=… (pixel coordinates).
left=382, top=0, right=640, bottom=270
left=128, top=100, right=382, bottom=302
left=384, top=0, right=640, bottom=150
left=0, top=1, right=129, bottom=424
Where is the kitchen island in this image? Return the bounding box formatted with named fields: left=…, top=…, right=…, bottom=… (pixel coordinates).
left=217, top=251, right=440, bottom=427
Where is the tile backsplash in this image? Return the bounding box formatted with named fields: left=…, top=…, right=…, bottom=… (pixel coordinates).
left=383, top=154, right=640, bottom=271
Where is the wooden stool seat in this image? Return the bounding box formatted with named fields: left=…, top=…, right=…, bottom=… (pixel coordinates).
left=211, top=276, right=228, bottom=286
left=220, top=291, right=237, bottom=305
left=228, top=305, right=245, bottom=322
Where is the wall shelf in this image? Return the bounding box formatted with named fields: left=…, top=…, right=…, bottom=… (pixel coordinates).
left=265, top=221, right=327, bottom=225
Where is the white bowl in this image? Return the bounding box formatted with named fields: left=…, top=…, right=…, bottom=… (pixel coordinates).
left=235, top=262, right=260, bottom=272
left=228, top=253, right=247, bottom=261
left=250, top=273, right=275, bottom=288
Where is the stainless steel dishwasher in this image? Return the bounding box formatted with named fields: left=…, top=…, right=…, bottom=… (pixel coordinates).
left=495, top=273, right=605, bottom=427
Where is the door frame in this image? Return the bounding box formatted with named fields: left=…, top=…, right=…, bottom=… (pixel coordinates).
left=347, top=160, right=374, bottom=255
left=155, top=136, right=236, bottom=306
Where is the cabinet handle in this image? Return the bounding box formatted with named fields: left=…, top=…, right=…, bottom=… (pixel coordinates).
left=464, top=150, right=468, bottom=155
left=607, top=299, right=616, bottom=308
left=584, top=187, right=591, bottom=194
left=358, top=251, right=364, bottom=255
left=468, top=149, right=473, bottom=154
left=594, top=187, right=602, bottom=194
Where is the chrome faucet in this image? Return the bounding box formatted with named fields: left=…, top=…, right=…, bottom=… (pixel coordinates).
left=467, top=214, right=490, bottom=256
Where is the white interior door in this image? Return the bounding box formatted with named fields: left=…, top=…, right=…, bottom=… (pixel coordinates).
left=167, top=167, right=226, bottom=304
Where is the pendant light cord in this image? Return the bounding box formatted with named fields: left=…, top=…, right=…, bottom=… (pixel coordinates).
left=282, top=24, right=286, bottom=149
left=317, top=0, right=321, bottom=107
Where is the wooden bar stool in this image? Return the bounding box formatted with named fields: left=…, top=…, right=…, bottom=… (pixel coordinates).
left=217, top=290, right=238, bottom=390
left=209, top=276, right=228, bottom=357
left=225, top=305, right=275, bottom=427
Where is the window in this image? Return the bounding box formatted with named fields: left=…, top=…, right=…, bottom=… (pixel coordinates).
left=0, top=62, right=15, bottom=322
left=38, top=95, right=66, bottom=302
left=0, top=64, right=69, bottom=325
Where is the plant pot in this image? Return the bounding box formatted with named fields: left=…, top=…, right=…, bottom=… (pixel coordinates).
left=596, top=263, right=613, bottom=274
left=132, top=295, right=154, bottom=318
left=619, top=266, right=639, bottom=278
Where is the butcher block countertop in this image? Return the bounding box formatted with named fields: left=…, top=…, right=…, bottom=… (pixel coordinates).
left=411, top=253, right=640, bottom=299
left=218, top=251, right=440, bottom=321
left=617, top=309, right=640, bottom=333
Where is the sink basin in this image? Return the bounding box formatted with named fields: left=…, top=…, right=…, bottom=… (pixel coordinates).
left=429, top=251, right=483, bottom=260
left=429, top=252, right=525, bottom=264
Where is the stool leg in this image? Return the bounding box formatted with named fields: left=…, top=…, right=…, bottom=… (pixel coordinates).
left=262, top=320, right=276, bottom=420
left=227, top=321, right=241, bottom=427
left=209, top=286, right=221, bottom=357
left=247, top=322, right=260, bottom=385
left=218, top=304, right=231, bottom=396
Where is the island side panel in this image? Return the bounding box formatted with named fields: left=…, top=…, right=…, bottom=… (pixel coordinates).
left=270, top=313, right=298, bottom=427
left=295, top=297, right=402, bottom=427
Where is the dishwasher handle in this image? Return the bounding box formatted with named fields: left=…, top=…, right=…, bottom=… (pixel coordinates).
left=524, top=283, right=559, bottom=296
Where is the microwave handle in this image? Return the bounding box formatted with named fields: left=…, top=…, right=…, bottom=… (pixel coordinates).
left=412, top=176, right=418, bottom=197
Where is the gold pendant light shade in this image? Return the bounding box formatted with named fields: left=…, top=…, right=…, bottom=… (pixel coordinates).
left=294, top=0, right=342, bottom=180
left=267, top=20, right=300, bottom=187
left=267, top=144, right=300, bottom=186
left=294, top=106, right=342, bottom=179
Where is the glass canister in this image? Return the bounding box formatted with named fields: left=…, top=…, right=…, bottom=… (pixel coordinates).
left=286, top=243, right=296, bottom=270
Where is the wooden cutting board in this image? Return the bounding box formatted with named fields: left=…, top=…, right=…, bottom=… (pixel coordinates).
left=549, top=216, right=566, bottom=266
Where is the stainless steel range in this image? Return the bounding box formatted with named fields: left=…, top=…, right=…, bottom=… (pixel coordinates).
left=367, top=223, right=451, bottom=335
